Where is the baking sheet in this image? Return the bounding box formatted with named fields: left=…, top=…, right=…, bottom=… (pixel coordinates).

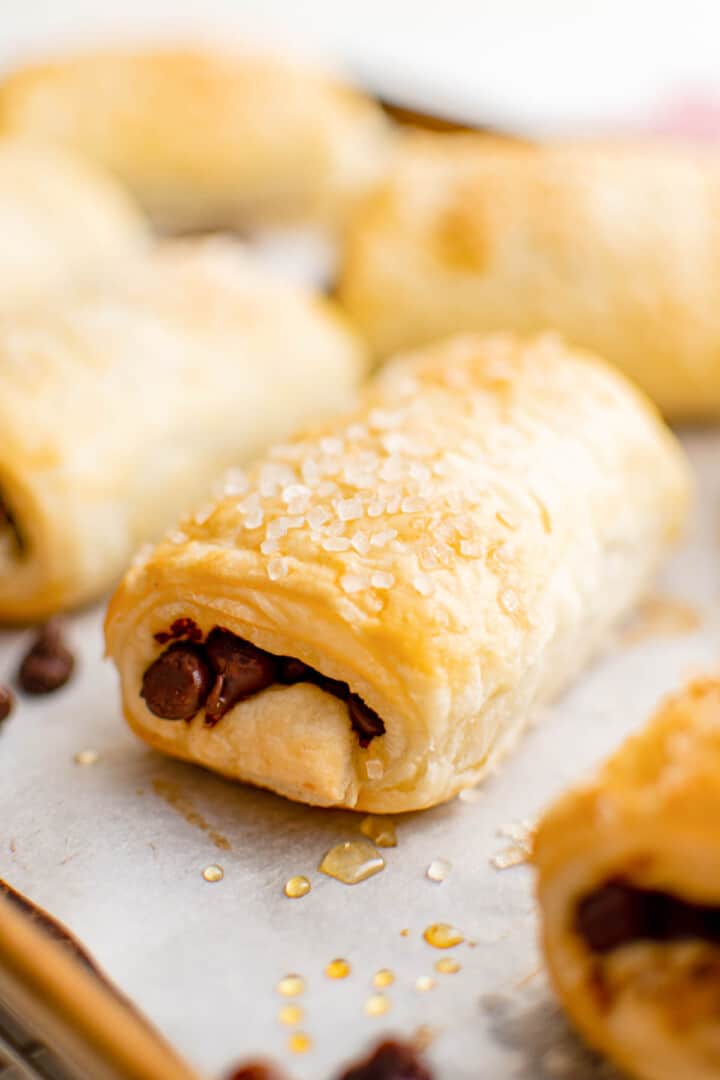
left=0, top=427, right=716, bottom=1080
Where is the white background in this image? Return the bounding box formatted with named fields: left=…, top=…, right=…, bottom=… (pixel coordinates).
left=2, top=1, right=720, bottom=132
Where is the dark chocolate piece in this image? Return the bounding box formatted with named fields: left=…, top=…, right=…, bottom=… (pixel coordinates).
left=576, top=879, right=720, bottom=954
left=154, top=617, right=203, bottom=644
left=204, top=628, right=277, bottom=725
left=278, top=656, right=317, bottom=684
left=141, top=642, right=213, bottom=720
left=225, top=1063, right=288, bottom=1080
left=338, top=1039, right=433, bottom=1080
left=18, top=619, right=75, bottom=695
left=0, top=684, right=14, bottom=722
left=348, top=693, right=386, bottom=747
left=144, top=623, right=388, bottom=746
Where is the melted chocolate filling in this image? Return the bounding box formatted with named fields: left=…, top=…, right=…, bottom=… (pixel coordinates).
left=576, top=879, right=720, bottom=955
left=142, top=621, right=386, bottom=747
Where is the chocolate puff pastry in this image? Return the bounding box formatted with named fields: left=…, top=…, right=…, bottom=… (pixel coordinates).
left=338, top=133, right=720, bottom=418
left=535, top=678, right=720, bottom=1080
left=0, top=137, right=148, bottom=308
left=105, top=333, right=689, bottom=812
left=0, top=48, right=393, bottom=234
left=0, top=240, right=367, bottom=620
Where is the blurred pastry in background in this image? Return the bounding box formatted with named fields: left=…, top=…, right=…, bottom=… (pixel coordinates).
left=106, top=333, right=688, bottom=813
left=338, top=133, right=720, bottom=419
left=535, top=677, right=720, bottom=1080
left=0, top=48, right=394, bottom=236
left=0, top=136, right=148, bottom=308
left=0, top=239, right=368, bottom=621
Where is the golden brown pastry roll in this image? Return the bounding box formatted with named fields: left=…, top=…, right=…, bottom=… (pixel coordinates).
left=535, top=678, right=720, bottom=1080
left=338, top=133, right=720, bottom=418
left=0, top=48, right=393, bottom=235
left=0, top=137, right=148, bottom=307
left=0, top=240, right=367, bottom=621
left=105, top=333, right=689, bottom=813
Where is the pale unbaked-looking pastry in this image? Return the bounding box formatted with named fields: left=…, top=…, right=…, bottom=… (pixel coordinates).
left=0, top=137, right=148, bottom=308
left=0, top=48, right=393, bottom=234
left=0, top=240, right=368, bottom=621
left=338, top=133, right=720, bottom=418
left=535, top=678, right=720, bottom=1080
left=105, top=333, right=689, bottom=813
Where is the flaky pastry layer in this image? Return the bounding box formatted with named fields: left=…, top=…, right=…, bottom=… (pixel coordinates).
left=0, top=136, right=148, bottom=309
left=0, top=47, right=393, bottom=233
left=0, top=239, right=367, bottom=619
left=338, top=133, right=720, bottom=418
left=535, top=679, right=720, bottom=1080
left=106, top=333, right=689, bottom=812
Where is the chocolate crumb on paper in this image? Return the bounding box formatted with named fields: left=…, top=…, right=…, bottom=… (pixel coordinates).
left=337, top=1038, right=434, bottom=1079
left=225, top=1063, right=289, bottom=1080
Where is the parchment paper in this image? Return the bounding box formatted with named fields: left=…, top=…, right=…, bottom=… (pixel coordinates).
left=0, top=427, right=716, bottom=1080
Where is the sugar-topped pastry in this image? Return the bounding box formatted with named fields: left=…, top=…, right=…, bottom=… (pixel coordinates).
left=0, top=239, right=367, bottom=620
left=105, top=333, right=689, bottom=812
left=535, top=678, right=720, bottom=1080
left=0, top=136, right=148, bottom=309
left=0, top=47, right=394, bottom=235
left=338, top=132, right=720, bottom=418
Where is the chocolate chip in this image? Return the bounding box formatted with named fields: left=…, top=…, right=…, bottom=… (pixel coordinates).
left=141, top=643, right=213, bottom=721
left=204, top=628, right=278, bottom=725
left=0, top=684, right=13, bottom=722
left=338, top=1039, right=433, bottom=1080
left=225, top=1064, right=287, bottom=1080
left=348, top=693, right=386, bottom=747
left=18, top=620, right=75, bottom=695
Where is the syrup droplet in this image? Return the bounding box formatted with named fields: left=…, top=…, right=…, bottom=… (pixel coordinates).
left=364, top=994, right=391, bottom=1017
left=372, top=968, right=395, bottom=988
left=279, top=1004, right=303, bottom=1026
left=426, top=858, right=452, bottom=882
left=423, top=923, right=464, bottom=949
left=318, top=840, right=385, bottom=885
left=202, top=864, right=224, bottom=883
left=415, top=975, right=436, bottom=992
left=325, top=958, right=351, bottom=979
left=288, top=1032, right=312, bottom=1054
left=435, top=957, right=461, bottom=974
left=284, top=875, right=311, bottom=899
left=74, top=748, right=99, bottom=766
left=277, top=974, right=305, bottom=998
left=360, top=815, right=397, bottom=848
left=400, top=928, right=410, bottom=937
